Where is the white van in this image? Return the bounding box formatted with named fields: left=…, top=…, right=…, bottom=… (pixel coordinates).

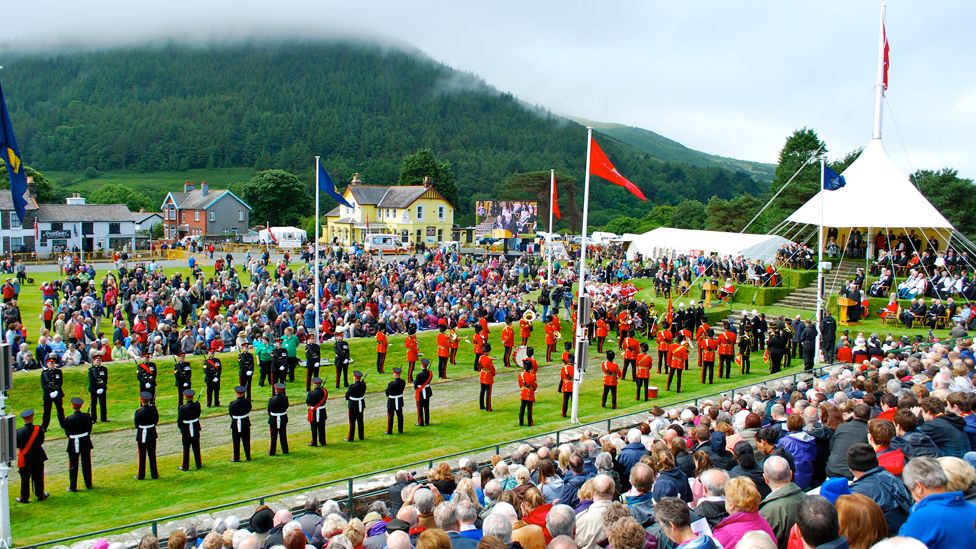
left=365, top=234, right=407, bottom=255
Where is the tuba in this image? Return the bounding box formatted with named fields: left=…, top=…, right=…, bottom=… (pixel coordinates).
left=522, top=310, right=536, bottom=322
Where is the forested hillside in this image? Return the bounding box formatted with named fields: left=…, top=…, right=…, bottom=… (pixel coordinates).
left=3, top=41, right=766, bottom=226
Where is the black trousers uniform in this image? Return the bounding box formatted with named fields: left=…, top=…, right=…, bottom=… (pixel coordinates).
left=258, top=360, right=272, bottom=387
left=42, top=396, right=65, bottom=432
left=64, top=412, right=94, bottom=491
left=479, top=384, right=493, bottom=411
left=346, top=380, right=367, bottom=441
left=268, top=394, right=289, bottom=455
left=719, top=354, right=733, bottom=379
left=17, top=424, right=46, bottom=502
left=385, top=378, right=405, bottom=434
left=306, top=389, right=327, bottom=446
left=561, top=391, right=572, bottom=417
left=178, top=402, right=202, bottom=470
left=602, top=385, right=618, bottom=409
left=134, top=405, right=159, bottom=479
left=701, top=361, right=715, bottom=384
left=657, top=350, right=668, bottom=373
left=229, top=397, right=252, bottom=461
left=519, top=400, right=534, bottom=426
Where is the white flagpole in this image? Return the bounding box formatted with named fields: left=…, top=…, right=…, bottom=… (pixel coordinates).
left=314, top=156, right=321, bottom=344
left=872, top=3, right=887, bottom=140
left=570, top=128, right=593, bottom=424
left=815, top=157, right=825, bottom=363
left=547, top=168, right=555, bottom=283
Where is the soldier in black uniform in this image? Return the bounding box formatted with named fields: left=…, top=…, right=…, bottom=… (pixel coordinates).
left=178, top=389, right=202, bottom=470
left=268, top=383, right=289, bottom=455
left=271, top=337, right=289, bottom=386
left=174, top=352, right=193, bottom=407
left=306, top=377, right=328, bottom=446
left=87, top=356, right=109, bottom=422
left=237, top=342, right=255, bottom=399
left=414, top=359, right=433, bottom=427
left=228, top=385, right=252, bottom=462
left=345, top=370, right=366, bottom=441
left=334, top=330, right=351, bottom=389
left=385, top=367, right=406, bottom=435
left=15, top=409, right=48, bottom=503
left=305, top=339, right=321, bottom=393
left=134, top=391, right=159, bottom=480
left=137, top=351, right=158, bottom=405
left=204, top=349, right=222, bottom=407
left=257, top=335, right=272, bottom=387
left=64, top=397, right=94, bottom=492
left=40, top=356, right=65, bottom=431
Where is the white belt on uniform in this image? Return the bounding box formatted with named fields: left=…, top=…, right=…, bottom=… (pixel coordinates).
left=137, top=424, right=155, bottom=444
left=270, top=411, right=287, bottom=429
left=349, top=395, right=364, bottom=412
left=387, top=394, right=403, bottom=411
left=68, top=432, right=89, bottom=453
left=183, top=417, right=199, bottom=437
left=312, top=407, right=325, bottom=421
left=231, top=413, right=249, bottom=432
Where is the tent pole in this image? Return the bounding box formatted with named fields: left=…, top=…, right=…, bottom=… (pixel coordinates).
left=815, top=158, right=825, bottom=363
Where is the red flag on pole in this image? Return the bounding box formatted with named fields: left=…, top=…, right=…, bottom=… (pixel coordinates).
left=666, top=296, right=673, bottom=325
left=552, top=175, right=561, bottom=220
left=589, top=137, right=647, bottom=201
left=882, top=22, right=890, bottom=89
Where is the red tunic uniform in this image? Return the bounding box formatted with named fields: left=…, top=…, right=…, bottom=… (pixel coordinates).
left=656, top=329, right=673, bottom=352
left=560, top=363, right=575, bottom=392
left=501, top=325, right=515, bottom=348
left=376, top=331, right=388, bottom=354
left=478, top=355, right=495, bottom=385
left=602, top=361, right=621, bottom=386
left=519, top=319, right=533, bottom=341
left=702, top=337, right=718, bottom=362
left=635, top=353, right=652, bottom=379
left=437, top=332, right=450, bottom=358
left=596, top=319, right=609, bottom=337
left=669, top=343, right=689, bottom=370
left=519, top=371, right=537, bottom=402
left=473, top=332, right=486, bottom=355
left=405, top=334, right=419, bottom=362
left=623, top=337, right=640, bottom=361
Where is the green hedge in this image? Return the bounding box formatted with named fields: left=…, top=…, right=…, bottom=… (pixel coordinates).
left=779, top=268, right=817, bottom=289
left=731, top=285, right=793, bottom=306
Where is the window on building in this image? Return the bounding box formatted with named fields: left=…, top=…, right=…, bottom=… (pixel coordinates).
left=51, top=222, right=63, bottom=231
left=238, top=210, right=244, bottom=222
left=194, top=211, right=200, bottom=222
left=208, top=210, right=216, bottom=222
left=10, top=237, right=23, bottom=250
left=437, top=229, right=443, bottom=241
left=416, top=205, right=424, bottom=220
left=108, top=223, right=120, bottom=235
left=9, top=212, right=21, bottom=229
left=168, top=206, right=177, bottom=220
left=438, top=206, right=445, bottom=220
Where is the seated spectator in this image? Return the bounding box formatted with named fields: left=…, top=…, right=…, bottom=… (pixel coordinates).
left=917, top=396, right=971, bottom=458
left=826, top=403, right=870, bottom=480
left=651, top=446, right=692, bottom=503
left=712, top=477, right=776, bottom=549
left=796, top=495, right=849, bottom=549
left=835, top=494, right=888, bottom=549
left=759, top=455, right=804, bottom=549
left=728, top=441, right=770, bottom=498
left=937, top=457, right=976, bottom=504
left=891, top=409, right=939, bottom=460
left=654, top=497, right=720, bottom=549
left=898, top=456, right=976, bottom=548
left=694, top=469, right=729, bottom=529
left=623, top=463, right=655, bottom=528
left=847, top=443, right=913, bottom=533
left=15, top=342, right=37, bottom=371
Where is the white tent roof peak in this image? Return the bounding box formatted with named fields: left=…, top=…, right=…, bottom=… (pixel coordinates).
left=786, top=138, right=953, bottom=230
left=621, top=227, right=793, bottom=263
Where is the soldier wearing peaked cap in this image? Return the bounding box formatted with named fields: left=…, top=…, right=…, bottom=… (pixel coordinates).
left=237, top=342, right=255, bottom=399
left=268, top=383, right=289, bottom=455
left=385, top=367, right=406, bottom=435
left=334, top=329, right=351, bottom=389
left=204, top=348, right=222, bottom=407
left=137, top=350, right=158, bottom=405
left=64, top=397, right=94, bottom=492
left=518, top=359, right=538, bottom=427
left=174, top=351, right=193, bottom=406
left=414, top=359, right=433, bottom=427
left=229, top=385, right=251, bottom=462
left=345, top=370, right=366, bottom=441
left=87, top=355, right=109, bottom=423
left=306, top=377, right=328, bottom=446
left=134, top=391, right=159, bottom=480
left=178, top=389, right=202, bottom=471
left=304, top=338, right=321, bottom=392
left=40, top=355, right=65, bottom=432
left=271, top=336, right=289, bottom=386
left=16, top=409, right=48, bottom=503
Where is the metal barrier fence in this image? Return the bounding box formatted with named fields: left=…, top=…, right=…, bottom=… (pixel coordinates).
left=18, top=366, right=828, bottom=549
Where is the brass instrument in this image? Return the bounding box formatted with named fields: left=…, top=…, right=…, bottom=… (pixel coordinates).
left=554, top=331, right=563, bottom=341
left=522, top=310, right=536, bottom=322
left=448, top=330, right=459, bottom=343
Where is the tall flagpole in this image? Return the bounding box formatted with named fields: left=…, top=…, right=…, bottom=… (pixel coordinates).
left=570, top=128, right=593, bottom=424
left=314, top=156, right=321, bottom=344
left=547, top=169, right=555, bottom=283
left=815, top=157, right=825, bottom=363
left=871, top=3, right=887, bottom=140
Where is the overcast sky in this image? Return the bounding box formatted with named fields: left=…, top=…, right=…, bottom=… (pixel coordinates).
left=3, top=0, right=973, bottom=178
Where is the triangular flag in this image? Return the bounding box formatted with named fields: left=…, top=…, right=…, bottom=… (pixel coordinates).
left=589, top=137, right=647, bottom=201
left=552, top=175, right=561, bottom=220
left=666, top=296, right=673, bottom=325
left=882, top=22, right=890, bottom=90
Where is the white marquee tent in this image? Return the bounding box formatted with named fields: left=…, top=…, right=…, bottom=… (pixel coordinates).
left=787, top=139, right=953, bottom=231
left=622, top=227, right=793, bottom=263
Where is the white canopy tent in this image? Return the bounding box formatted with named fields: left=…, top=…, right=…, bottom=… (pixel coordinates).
left=787, top=138, right=953, bottom=230
left=258, top=226, right=307, bottom=248
left=622, top=227, right=793, bottom=263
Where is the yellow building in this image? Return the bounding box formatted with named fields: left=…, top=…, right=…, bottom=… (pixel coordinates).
left=323, top=175, right=455, bottom=246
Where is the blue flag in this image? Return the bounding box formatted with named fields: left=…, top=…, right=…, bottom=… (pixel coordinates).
left=823, top=166, right=846, bottom=191
left=0, top=82, right=28, bottom=222
left=318, top=163, right=353, bottom=208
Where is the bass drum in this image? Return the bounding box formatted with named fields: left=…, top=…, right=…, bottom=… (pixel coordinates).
left=513, top=345, right=529, bottom=367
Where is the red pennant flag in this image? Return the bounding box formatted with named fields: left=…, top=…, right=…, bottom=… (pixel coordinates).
left=882, top=23, right=890, bottom=89
left=551, top=175, right=561, bottom=220
left=589, top=137, right=647, bottom=201
left=666, top=296, right=673, bottom=325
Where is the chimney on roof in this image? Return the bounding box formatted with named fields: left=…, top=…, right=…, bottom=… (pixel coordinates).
left=350, top=173, right=362, bottom=185
left=26, top=175, right=36, bottom=199
left=183, top=180, right=195, bottom=193
left=66, top=193, right=86, bottom=205
left=423, top=176, right=433, bottom=189
left=200, top=181, right=209, bottom=196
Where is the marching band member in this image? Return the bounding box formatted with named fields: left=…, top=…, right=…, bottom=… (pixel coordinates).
left=478, top=342, right=496, bottom=411
left=601, top=350, right=621, bottom=409
left=518, top=359, right=537, bottom=426
left=635, top=343, right=652, bottom=401
left=559, top=353, right=575, bottom=417
left=667, top=335, right=689, bottom=394
left=501, top=317, right=515, bottom=369
left=656, top=322, right=673, bottom=374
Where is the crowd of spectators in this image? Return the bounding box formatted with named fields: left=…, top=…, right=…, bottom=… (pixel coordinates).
left=109, top=336, right=976, bottom=549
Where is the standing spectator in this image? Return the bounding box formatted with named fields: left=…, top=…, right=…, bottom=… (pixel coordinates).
left=826, top=404, right=870, bottom=479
